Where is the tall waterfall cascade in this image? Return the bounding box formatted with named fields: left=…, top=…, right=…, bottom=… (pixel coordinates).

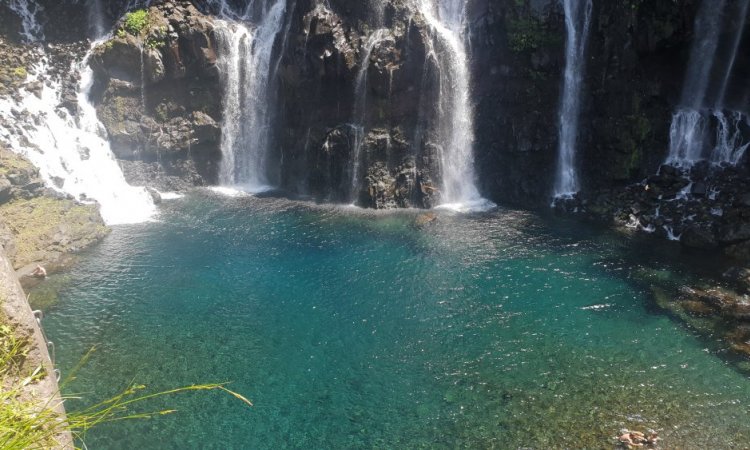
left=0, top=45, right=156, bottom=225
left=553, top=0, right=592, bottom=199
left=414, top=0, right=494, bottom=212
left=213, top=0, right=287, bottom=191
left=667, top=0, right=750, bottom=167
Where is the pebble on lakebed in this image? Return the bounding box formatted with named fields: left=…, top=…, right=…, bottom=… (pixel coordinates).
left=616, top=429, right=660, bottom=448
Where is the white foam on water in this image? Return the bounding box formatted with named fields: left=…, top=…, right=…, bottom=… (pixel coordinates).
left=434, top=198, right=497, bottom=214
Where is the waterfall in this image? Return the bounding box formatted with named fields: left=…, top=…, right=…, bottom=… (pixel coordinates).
left=681, top=0, right=725, bottom=111
left=0, top=46, right=156, bottom=225
left=711, top=110, right=750, bottom=165
left=86, top=0, right=107, bottom=39
left=553, top=0, right=593, bottom=199
left=350, top=29, right=390, bottom=202
left=415, top=0, right=494, bottom=212
left=214, top=0, right=287, bottom=191
left=669, top=109, right=707, bottom=163
left=667, top=0, right=750, bottom=166
left=716, top=0, right=750, bottom=107
left=7, top=0, right=45, bottom=42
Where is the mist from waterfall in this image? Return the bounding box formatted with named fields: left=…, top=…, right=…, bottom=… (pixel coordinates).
left=415, top=0, right=494, bottom=212
left=0, top=46, right=156, bottom=224
left=667, top=0, right=750, bottom=167
left=553, top=0, right=592, bottom=199
left=213, top=0, right=287, bottom=191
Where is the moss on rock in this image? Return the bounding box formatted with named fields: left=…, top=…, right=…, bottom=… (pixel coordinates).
left=0, top=197, right=109, bottom=270
left=0, top=148, right=35, bottom=177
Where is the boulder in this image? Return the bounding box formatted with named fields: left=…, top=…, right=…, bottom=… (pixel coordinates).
left=0, top=177, right=11, bottom=203
left=725, top=241, right=750, bottom=262
left=723, top=267, right=750, bottom=293
left=719, top=222, right=750, bottom=244
left=190, top=111, right=220, bottom=145
left=680, top=225, right=718, bottom=250
left=91, top=34, right=144, bottom=83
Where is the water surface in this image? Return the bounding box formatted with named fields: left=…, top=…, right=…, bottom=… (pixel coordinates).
left=44, top=191, right=750, bottom=448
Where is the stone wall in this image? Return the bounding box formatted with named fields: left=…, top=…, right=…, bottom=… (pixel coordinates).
left=0, top=247, right=73, bottom=449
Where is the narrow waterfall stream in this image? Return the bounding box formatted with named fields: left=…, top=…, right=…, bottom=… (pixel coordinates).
left=7, top=0, right=44, bottom=42
left=553, top=0, right=592, bottom=199
left=214, top=0, right=287, bottom=191
left=667, top=0, right=750, bottom=166
left=86, top=0, right=107, bottom=39
left=415, top=0, right=494, bottom=212
left=350, top=28, right=390, bottom=203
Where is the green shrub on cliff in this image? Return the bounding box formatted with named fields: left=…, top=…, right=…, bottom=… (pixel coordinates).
left=123, top=9, right=150, bottom=36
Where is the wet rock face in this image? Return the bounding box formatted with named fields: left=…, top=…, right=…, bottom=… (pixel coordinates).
left=555, top=162, right=750, bottom=265
left=88, top=0, right=222, bottom=191
left=470, top=0, right=564, bottom=207
left=357, top=128, right=437, bottom=209
left=470, top=0, right=700, bottom=207
left=277, top=0, right=439, bottom=208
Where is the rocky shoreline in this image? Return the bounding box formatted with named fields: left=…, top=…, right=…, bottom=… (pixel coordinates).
left=556, top=162, right=750, bottom=256
left=552, top=161, right=750, bottom=364
left=0, top=245, right=73, bottom=449
left=0, top=145, right=108, bottom=284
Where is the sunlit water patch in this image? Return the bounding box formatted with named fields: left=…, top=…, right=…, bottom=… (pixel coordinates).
left=43, top=192, right=750, bottom=449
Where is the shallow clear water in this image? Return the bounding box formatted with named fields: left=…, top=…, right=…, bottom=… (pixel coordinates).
left=43, top=192, right=750, bottom=449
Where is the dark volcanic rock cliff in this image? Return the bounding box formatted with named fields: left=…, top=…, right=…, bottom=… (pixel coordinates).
left=0, top=0, right=745, bottom=213
left=277, top=0, right=441, bottom=208
left=470, top=0, right=700, bottom=206
left=88, top=1, right=222, bottom=191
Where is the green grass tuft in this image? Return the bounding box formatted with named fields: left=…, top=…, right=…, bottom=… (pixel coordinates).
left=0, top=343, right=254, bottom=449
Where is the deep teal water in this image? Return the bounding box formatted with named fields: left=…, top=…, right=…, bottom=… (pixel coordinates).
left=43, top=191, right=750, bottom=449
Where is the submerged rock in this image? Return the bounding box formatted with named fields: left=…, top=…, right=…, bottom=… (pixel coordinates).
left=414, top=212, right=437, bottom=227
left=680, top=225, right=718, bottom=250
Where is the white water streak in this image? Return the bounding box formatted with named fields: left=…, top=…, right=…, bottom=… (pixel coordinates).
left=7, top=0, right=45, bottom=42
left=711, top=110, right=750, bottom=165
left=681, top=0, right=725, bottom=110
left=215, top=0, right=287, bottom=190
left=350, top=28, right=390, bottom=201
left=554, top=0, right=592, bottom=198
left=416, top=0, right=493, bottom=211
left=0, top=46, right=156, bottom=225
left=668, top=109, right=707, bottom=165
left=716, top=0, right=750, bottom=107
